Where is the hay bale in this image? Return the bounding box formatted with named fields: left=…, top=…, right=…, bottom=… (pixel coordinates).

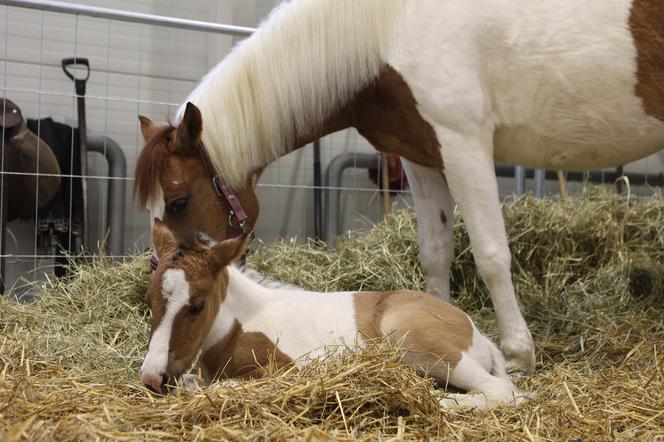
left=1, top=187, right=663, bottom=440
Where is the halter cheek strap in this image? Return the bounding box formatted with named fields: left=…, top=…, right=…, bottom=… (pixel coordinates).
left=213, top=175, right=249, bottom=238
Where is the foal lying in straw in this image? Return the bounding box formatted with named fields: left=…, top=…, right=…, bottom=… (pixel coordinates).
left=140, top=222, right=532, bottom=409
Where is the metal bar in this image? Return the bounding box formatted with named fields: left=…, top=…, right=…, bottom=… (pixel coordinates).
left=495, top=166, right=664, bottom=187
left=514, top=165, right=526, bottom=196
left=87, top=136, right=126, bottom=259
left=534, top=169, right=546, bottom=197
left=0, top=0, right=256, bottom=36
left=325, top=153, right=381, bottom=241
left=312, top=140, right=322, bottom=241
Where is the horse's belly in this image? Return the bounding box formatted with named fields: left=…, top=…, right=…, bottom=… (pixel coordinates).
left=493, top=121, right=664, bottom=170
left=393, top=0, right=664, bottom=170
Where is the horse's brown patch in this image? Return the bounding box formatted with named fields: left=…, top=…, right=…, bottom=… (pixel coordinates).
left=294, top=65, right=443, bottom=169
left=199, top=320, right=292, bottom=380
left=629, top=0, right=664, bottom=121
left=354, top=290, right=473, bottom=368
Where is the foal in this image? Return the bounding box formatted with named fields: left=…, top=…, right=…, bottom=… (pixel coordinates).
left=140, top=223, right=532, bottom=409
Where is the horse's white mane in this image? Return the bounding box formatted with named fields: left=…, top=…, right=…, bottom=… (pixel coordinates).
left=177, top=0, right=403, bottom=188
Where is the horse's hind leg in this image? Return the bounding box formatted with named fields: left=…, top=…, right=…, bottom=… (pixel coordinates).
left=436, top=127, right=535, bottom=375
left=401, top=160, right=455, bottom=301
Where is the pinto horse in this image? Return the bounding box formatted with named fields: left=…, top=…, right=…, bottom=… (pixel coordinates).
left=140, top=221, right=533, bottom=409
left=135, top=0, right=664, bottom=375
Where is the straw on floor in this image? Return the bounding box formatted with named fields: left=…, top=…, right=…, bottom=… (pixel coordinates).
left=1, top=187, right=663, bottom=440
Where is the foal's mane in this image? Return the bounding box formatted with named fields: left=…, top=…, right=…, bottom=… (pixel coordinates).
left=176, top=0, right=402, bottom=188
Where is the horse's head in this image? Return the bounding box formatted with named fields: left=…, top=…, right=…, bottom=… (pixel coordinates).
left=140, top=220, right=251, bottom=393
left=135, top=102, right=260, bottom=247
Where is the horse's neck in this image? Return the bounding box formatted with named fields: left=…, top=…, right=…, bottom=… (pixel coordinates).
left=181, top=0, right=401, bottom=188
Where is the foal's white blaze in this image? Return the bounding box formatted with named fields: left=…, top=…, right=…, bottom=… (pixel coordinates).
left=140, top=268, right=190, bottom=389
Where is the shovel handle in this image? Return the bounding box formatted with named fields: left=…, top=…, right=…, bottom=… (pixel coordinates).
left=62, top=58, right=90, bottom=96
left=61, top=57, right=90, bottom=82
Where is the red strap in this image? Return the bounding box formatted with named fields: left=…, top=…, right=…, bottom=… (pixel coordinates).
left=213, top=175, right=249, bottom=232
left=150, top=253, right=159, bottom=271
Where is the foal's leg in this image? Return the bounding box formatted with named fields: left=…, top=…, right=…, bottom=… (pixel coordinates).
left=437, top=128, right=535, bottom=374
left=401, top=160, right=455, bottom=301
left=434, top=355, right=530, bottom=410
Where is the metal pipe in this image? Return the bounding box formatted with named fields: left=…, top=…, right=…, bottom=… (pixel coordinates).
left=495, top=165, right=664, bottom=187
left=87, top=136, right=126, bottom=259
left=514, top=165, right=526, bottom=196
left=534, top=169, right=546, bottom=197
left=312, top=140, right=322, bottom=240
left=325, top=153, right=380, bottom=241
left=0, top=0, right=256, bottom=36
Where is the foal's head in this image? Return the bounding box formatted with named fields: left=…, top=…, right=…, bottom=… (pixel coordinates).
left=135, top=102, right=260, bottom=245
left=140, top=221, right=250, bottom=393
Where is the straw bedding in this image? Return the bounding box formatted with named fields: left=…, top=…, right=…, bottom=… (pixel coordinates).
left=1, top=187, right=663, bottom=440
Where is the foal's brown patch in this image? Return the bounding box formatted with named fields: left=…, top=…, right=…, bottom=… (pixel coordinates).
left=353, top=290, right=473, bottom=367
left=199, top=320, right=293, bottom=380
left=629, top=0, right=664, bottom=121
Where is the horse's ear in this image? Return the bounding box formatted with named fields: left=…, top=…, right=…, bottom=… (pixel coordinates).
left=138, top=115, right=156, bottom=141
left=152, top=219, right=178, bottom=258
left=175, top=102, right=203, bottom=150
left=207, top=232, right=253, bottom=273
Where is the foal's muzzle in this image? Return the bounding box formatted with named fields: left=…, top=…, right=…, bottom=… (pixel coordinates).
left=141, top=370, right=169, bottom=394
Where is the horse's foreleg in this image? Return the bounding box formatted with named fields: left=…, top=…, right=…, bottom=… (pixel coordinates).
left=401, top=159, right=455, bottom=301
left=439, top=129, right=535, bottom=375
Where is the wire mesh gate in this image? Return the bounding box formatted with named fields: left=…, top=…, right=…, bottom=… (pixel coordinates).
left=0, top=0, right=662, bottom=296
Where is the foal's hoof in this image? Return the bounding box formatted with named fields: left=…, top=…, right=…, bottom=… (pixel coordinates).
left=180, top=373, right=203, bottom=390
left=502, top=334, right=536, bottom=376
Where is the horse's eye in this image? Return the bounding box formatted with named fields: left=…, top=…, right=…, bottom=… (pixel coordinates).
left=167, top=197, right=189, bottom=215
left=190, top=299, right=205, bottom=316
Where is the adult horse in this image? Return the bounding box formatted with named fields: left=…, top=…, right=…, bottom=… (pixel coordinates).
left=135, top=0, right=664, bottom=375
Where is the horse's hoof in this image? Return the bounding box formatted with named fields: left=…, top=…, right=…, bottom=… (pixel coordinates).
left=502, top=333, right=536, bottom=376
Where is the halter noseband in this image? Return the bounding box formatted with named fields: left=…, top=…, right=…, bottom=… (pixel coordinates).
left=149, top=144, right=251, bottom=271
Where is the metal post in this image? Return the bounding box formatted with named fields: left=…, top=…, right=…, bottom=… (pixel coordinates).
left=534, top=169, right=546, bottom=197
left=515, top=165, right=526, bottom=196
left=312, top=140, right=322, bottom=240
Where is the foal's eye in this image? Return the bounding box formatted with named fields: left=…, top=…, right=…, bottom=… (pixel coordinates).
left=190, top=299, right=205, bottom=316
left=167, top=197, right=189, bottom=215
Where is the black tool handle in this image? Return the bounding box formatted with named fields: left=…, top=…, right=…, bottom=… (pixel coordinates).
left=62, top=57, right=90, bottom=251
left=61, top=57, right=90, bottom=96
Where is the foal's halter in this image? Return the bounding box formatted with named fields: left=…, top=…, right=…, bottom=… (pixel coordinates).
left=149, top=142, right=250, bottom=271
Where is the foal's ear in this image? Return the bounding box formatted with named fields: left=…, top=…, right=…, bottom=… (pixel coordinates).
left=207, top=233, right=253, bottom=273
left=152, top=219, right=178, bottom=258
left=138, top=115, right=156, bottom=142
left=175, top=102, right=203, bottom=150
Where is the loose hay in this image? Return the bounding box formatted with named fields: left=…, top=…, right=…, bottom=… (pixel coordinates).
left=1, top=187, right=663, bottom=440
